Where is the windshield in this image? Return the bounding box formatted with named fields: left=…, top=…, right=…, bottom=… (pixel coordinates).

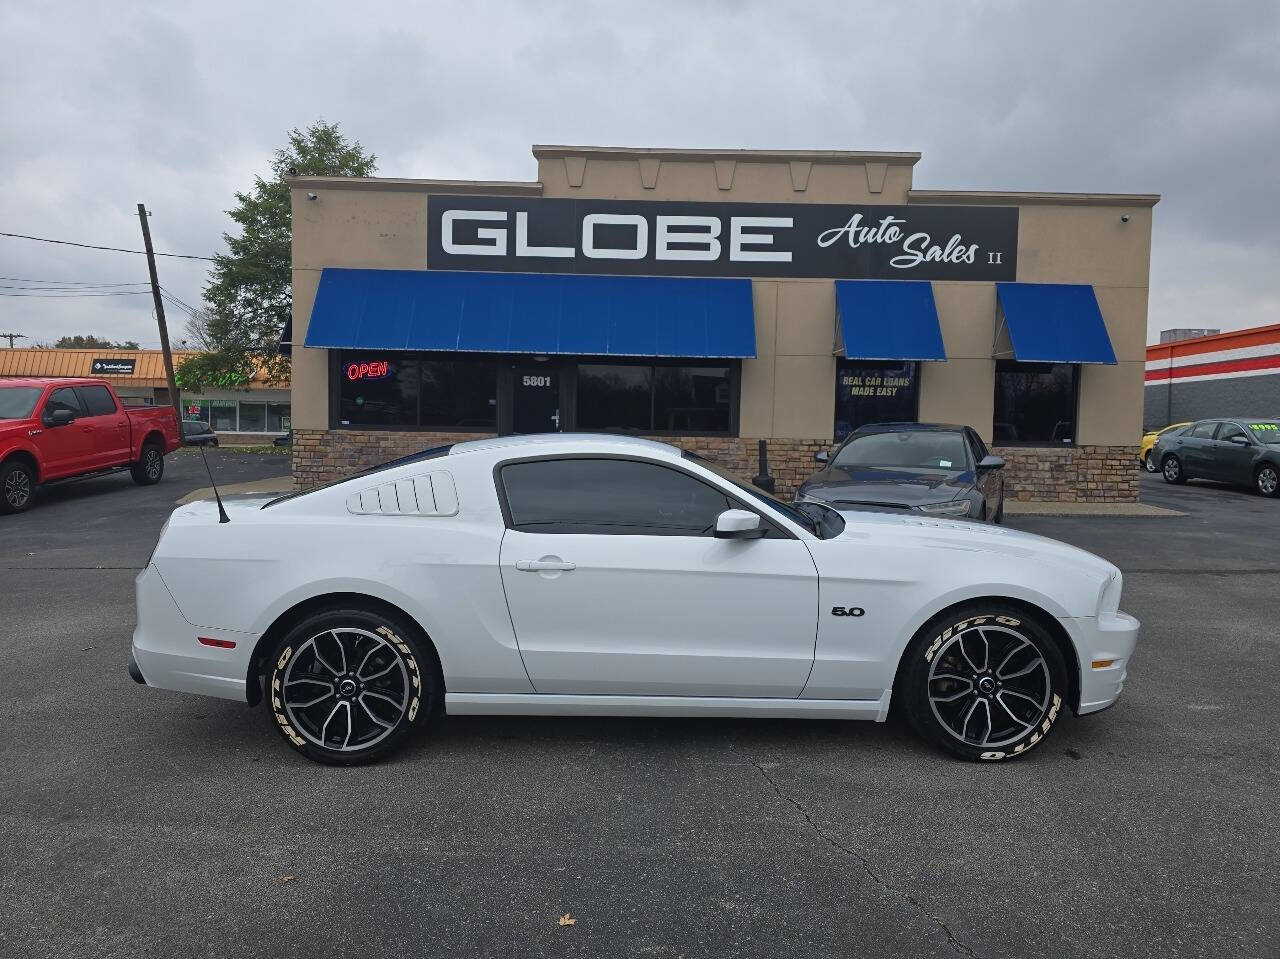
left=1246, top=421, right=1280, bottom=444
left=682, top=451, right=843, bottom=539
left=832, top=430, right=969, bottom=471
left=0, top=386, right=43, bottom=420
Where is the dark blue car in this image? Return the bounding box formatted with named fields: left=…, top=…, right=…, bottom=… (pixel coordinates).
left=796, top=423, right=1007, bottom=522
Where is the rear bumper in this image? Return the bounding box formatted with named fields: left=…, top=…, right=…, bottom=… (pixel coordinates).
left=128, top=656, right=146, bottom=685
left=1069, top=611, right=1140, bottom=715
left=131, top=564, right=254, bottom=702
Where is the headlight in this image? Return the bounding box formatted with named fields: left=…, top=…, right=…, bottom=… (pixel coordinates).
left=916, top=500, right=972, bottom=516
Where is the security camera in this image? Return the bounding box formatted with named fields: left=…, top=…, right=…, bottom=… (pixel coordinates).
left=1120, top=213, right=1130, bottom=223
left=288, top=165, right=298, bottom=177
left=306, top=192, right=318, bottom=201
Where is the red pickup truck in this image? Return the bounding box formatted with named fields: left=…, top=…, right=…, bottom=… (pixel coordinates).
left=0, top=377, right=181, bottom=514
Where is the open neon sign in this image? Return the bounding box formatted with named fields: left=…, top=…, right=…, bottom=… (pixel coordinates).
left=345, top=361, right=391, bottom=381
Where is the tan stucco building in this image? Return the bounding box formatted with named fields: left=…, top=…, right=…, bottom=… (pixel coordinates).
left=288, top=145, right=1157, bottom=502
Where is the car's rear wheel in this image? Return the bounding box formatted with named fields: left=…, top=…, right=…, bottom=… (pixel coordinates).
left=1256, top=463, right=1279, bottom=498
left=131, top=442, right=164, bottom=485
left=1162, top=454, right=1186, bottom=484
left=900, top=604, right=1069, bottom=761
left=268, top=607, right=436, bottom=765
left=0, top=459, right=36, bottom=515
left=1143, top=451, right=1160, bottom=473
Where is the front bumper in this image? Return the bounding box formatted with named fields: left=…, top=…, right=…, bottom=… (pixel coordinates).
left=1067, top=610, right=1140, bottom=715
left=131, top=564, right=254, bottom=702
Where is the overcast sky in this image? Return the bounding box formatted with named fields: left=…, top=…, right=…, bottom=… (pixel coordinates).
left=1, top=0, right=1276, bottom=349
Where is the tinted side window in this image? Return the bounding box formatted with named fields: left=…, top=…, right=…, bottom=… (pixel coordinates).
left=501, top=458, right=733, bottom=536
left=46, top=387, right=84, bottom=417
left=1216, top=423, right=1247, bottom=442
left=1189, top=422, right=1217, bottom=439
left=78, top=385, right=117, bottom=416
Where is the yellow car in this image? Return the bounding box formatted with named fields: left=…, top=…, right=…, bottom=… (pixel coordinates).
left=1140, top=423, right=1190, bottom=472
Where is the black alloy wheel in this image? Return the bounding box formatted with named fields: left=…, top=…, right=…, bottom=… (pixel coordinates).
left=268, top=607, right=437, bottom=765
left=900, top=604, right=1068, bottom=761
left=0, top=459, right=36, bottom=514
left=131, top=443, right=165, bottom=485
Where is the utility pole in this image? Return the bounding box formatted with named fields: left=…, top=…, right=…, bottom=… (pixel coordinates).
left=137, top=204, right=181, bottom=419
left=0, top=332, right=26, bottom=348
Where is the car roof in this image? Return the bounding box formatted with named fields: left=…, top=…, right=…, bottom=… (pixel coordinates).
left=451, top=432, right=683, bottom=460
left=848, top=422, right=968, bottom=435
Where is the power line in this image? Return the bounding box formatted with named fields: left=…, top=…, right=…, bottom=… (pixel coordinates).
left=0, top=276, right=150, bottom=286
left=0, top=231, right=215, bottom=261
left=0, top=282, right=151, bottom=291
left=0, top=290, right=153, bottom=298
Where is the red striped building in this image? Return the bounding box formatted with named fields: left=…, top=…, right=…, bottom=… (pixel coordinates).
left=1144, top=324, right=1280, bottom=428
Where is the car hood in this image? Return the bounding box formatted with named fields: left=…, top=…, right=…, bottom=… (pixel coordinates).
left=824, top=507, right=1117, bottom=581
left=799, top=466, right=974, bottom=507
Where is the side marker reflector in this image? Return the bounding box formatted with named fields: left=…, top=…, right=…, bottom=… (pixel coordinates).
left=1091, top=658, right=1116, bottom=669
left=198, top=637, right=237, bottom=650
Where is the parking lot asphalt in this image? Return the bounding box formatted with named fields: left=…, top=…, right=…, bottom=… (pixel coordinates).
left=1, top=453, right=1277, bottom=959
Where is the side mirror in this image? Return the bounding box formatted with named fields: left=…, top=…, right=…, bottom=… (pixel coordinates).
left=978, top=454, right=1005, bottom=471
left=814, top=449, right=830, bottom=464
left=45, top=409, right=75, bottom=428
left=714, top=508, right=765, bottom=540
left=1228, top=434, right=1250, bottom=446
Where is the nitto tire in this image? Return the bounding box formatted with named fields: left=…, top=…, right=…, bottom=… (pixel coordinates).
left=899, top=604, right=1069, bottom=762
left=1162, top=454, right=1186, bottom=484
left=267, top=607, right=437, bottom=766
left=0, top=459, right=36, bottom=515
left=131, top=442, right=164, bottom=485
left=1256, top=463, right=1279, bottom=498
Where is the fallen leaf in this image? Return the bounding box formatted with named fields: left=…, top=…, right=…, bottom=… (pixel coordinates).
left=281, top=876, right=295, bottom=884
left=558, top=914, right=576, bottom=927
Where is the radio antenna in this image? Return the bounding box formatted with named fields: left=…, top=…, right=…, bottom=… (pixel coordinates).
left=198, top=444, right=231, bottom=524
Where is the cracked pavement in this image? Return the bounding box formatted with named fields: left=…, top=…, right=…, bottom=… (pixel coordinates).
left=1, top=453, right=1277, bottom=958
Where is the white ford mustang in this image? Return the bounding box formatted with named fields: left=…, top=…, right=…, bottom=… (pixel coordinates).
left=131, top=434, right=1138, bottom=765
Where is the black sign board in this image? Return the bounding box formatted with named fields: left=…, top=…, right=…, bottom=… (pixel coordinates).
left=427, top=195, right=1017, bottom=281
left=91, top=358, right=136, bottom=375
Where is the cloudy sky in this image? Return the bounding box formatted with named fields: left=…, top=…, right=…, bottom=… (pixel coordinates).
left=1, top=0, right=1276, bottom=349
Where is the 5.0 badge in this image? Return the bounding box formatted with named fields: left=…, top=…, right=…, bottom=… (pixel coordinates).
left=831, top=606, right=865, bottom=617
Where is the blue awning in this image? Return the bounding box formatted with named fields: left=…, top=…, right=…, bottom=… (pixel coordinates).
left=304, top=268, right=756, bottom=358
left=835, top=280, right=946, bottom=361
left=996, top=283, right=1117, bottom=364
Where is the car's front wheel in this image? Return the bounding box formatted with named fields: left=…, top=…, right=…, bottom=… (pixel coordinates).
left=900, top=604, right=1069, bottom=761
left=1162, top=454, right=1186, bottom=484
left=1256, top=463, right=1279, bottom=498
left=268, top=607, right=436, bottom=765
left=1143, top=451, right=1161, bottom=473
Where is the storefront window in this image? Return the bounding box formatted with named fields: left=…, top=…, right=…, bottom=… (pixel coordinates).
left=578, top=365, right=652, bottom=430
left=337, top=352, right=497, bottom=429
left=421, top=359, right=497, bottom=429
left=338, top=355, right=420, bottom=427
left=238, top=402, right=266, bottom=432
left=577, top=363, right=732, bottom=434
left=210, top=401, right=237, bottom=432
left=834, top=360, right=919, bottom=440
left=993, top=361, right=1078, bottom=445
left=267, top=403, right=292, bottom=432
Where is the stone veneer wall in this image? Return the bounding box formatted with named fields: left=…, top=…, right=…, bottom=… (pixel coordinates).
left=293, top=430, right=1140, bottom=503
left=993, top=445, right=1140, bottom=503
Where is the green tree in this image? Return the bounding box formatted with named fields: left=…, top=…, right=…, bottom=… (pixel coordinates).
left=54, top=334, right=141, bottom=349
left=178, top=120, right=376, bottom=392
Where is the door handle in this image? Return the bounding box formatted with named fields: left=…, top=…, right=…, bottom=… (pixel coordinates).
left=515, top=559, right=576, bottom=572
